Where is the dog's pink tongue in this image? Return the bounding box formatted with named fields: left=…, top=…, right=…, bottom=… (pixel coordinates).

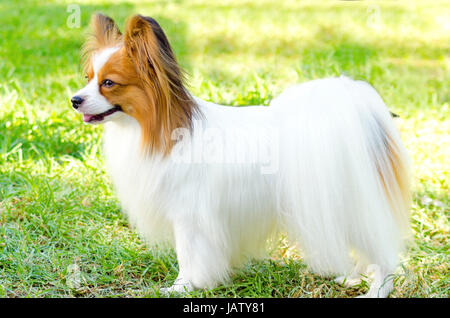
left=83, top=114, right=94, bottom=122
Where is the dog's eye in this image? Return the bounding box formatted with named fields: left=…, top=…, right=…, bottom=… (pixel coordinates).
left=102, top=79, right=115, bottom=88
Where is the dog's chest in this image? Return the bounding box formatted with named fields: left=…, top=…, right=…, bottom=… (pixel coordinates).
left=102, top=120, right=168, bottom=209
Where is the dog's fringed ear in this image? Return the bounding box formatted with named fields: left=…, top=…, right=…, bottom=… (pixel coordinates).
left=82, top=13, right=122, bottom=72
left=124, top=15, right=196, bottom=154
left=124, top=15, right=180, bottom=91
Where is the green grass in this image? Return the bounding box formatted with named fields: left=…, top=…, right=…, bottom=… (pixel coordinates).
left=0, top=0, right=448, bottom=297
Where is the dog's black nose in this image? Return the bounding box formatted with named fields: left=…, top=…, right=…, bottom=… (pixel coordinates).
left=71, top=96, right=84, bottom=109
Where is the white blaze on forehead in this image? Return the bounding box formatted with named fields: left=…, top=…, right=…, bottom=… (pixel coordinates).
left=92, top=46, right=120, bottom=75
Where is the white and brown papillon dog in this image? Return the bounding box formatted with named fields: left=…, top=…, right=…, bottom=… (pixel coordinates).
left=71, top=14, right=411, bottom=297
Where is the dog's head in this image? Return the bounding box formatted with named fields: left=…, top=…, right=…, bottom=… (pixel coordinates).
left=71, top=14, right=197, bottom=154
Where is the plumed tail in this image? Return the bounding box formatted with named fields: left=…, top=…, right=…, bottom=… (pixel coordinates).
left=370, top=113, right=411, bottom=239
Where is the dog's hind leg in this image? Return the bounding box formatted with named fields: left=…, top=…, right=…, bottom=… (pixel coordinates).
left=357, top=264, right=395, bottom=298
left=334, top=261, right=395, bottom=297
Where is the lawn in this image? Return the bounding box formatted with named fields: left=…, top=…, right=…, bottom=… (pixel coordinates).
left=0, top=0, right=448, bottom=297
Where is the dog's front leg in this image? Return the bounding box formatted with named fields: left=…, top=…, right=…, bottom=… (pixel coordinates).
left=160, top=274, right=194, bottom=295
left=160, top=219, right=230, bottom=295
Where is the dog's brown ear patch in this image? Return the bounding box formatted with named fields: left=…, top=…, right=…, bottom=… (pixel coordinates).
left=123, top=15, right=198, bottom=155
left=82, top=13, right=122, bottom=73
left=124, top=15, right=177, bottom=85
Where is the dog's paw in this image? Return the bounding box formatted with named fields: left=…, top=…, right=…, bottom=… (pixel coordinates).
left=160, top=278, right=194, bottom=296
left=334, top=275, right=362, bottom=288
left=356, top=290, right=383, bottom=298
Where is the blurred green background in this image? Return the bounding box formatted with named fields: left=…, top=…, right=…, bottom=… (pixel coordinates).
left=0, top=0, right=448, bottom=297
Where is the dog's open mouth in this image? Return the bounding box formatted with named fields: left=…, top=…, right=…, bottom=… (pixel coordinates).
left=83, top=105, right=122, bottom=123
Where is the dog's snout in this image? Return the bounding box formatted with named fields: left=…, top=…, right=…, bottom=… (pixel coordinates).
left=71, top=96, right=84, bottom=109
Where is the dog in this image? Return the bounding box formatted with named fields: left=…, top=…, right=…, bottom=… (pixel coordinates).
left=71, top=13, right=411, bottom=297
